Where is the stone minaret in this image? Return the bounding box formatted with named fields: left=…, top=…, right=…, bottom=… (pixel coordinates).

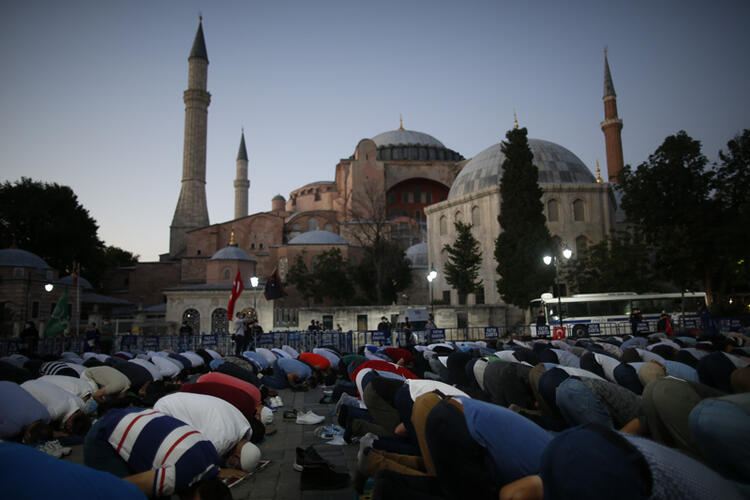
left=234, top=131, right=250, bottom=219
left=600, top=48, right=624, bottom=183
left=170, top=19, right=211, bottom=258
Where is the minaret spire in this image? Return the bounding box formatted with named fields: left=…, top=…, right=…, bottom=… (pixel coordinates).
left=600, top=47, right=624, bottom=183
left=399, top=114, right=404, bottom=130
left=596, top=159, right=602, bottom=183
left=170, top=20, right=212, bottom=258
left=513, top=109, right=518, bottom=129
left=234, top=130, right=250, bottom=219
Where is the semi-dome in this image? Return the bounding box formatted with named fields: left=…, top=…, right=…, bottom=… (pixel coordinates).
left=58, top=274, right=94, bottom=290
left=448, top=139, right=596, bottom=200
left=0, top=248, right=52, bottom=270
left=210, top=246, right=256, bottom=261
left=272, top=194, right=285, bottom=201
left=288, top=230, right=348, bottom=245
left=405, top=242, right=428, bottom=269
left=370, top=128, right=464, bottom=162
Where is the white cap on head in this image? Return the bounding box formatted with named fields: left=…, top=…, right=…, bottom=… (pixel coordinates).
left=240, top=442, right=261, bottom=472
left=260, top=406, right=274, bottom=425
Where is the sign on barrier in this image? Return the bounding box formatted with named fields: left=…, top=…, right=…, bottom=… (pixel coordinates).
left=258, top=333, right=274, bottom=345
left=321, top=333, right=333, bottom=346
left=143, top=336, right=159, bottom=351
left=371, top=331, right=387, bottom=344
left=683, top=319, right=698, bottom=329
left=484, top=327, right=499, bottom=338
left=587, top=323, right=601, bottom=335
left=429, top=328, right=446, bottom=342
left=287, top=332, right=301, bottom=344
left=201, top=334, right=218, bottom=348
left=120, top=335, right=138, bottom=350
left=536, top=326, right=550, bottom=337
left=636, top=321, right=650, bottom=334
left=552, top=326, right=566, bottom=340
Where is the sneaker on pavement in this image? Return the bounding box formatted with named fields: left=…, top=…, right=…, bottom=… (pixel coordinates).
left=296, top=411, right=325, bottom=425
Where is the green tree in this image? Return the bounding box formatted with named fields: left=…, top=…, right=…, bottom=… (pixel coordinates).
left=312, top=248, right=355, bottom=304
left=494, top=127, right=554, bottom=307
left=287, top=254, right=316, bottom=305
left=0, top=177, right=137, bottom=288
left=443, top=221, right=482, bottom=301
left=563, top=231, right=657, bottom=293
left=618, top=131, right=715, bottom=297
left=710, top=130, right=750, bottom=309
left=353, top=239, right=412, bottom=305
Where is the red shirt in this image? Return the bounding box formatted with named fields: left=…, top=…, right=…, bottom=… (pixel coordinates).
left=298, top=352, right=330, bottom=370
left=197, top=371, right=261, bottom=410
left=349, top=359, right=417, bottom=382
left=383, top=347, right=414, bottom=364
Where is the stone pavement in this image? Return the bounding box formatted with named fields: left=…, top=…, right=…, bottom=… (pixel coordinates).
left=62, top=385, right=360, bottom=500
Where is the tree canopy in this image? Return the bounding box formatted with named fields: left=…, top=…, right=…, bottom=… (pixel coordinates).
left=563, top=230, right=658, bottom=293
left=0, top=178, right=138, bottom=288
left=443, top=221, right=482, bottom=301
left=494, top=127, right=554, bottom=307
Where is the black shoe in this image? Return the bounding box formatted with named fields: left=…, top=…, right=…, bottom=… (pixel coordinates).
left=300, top=463, right=350, bottom=490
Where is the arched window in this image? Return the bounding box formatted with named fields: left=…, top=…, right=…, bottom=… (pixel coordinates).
left=575, top=235, right=589, bottom=256
left=439, top=215, right=447, bottom=235
left=223, top=268, right=231, bottom=280
left=307, top=217, right=319, bottom=231
left=471, top=206, right=480, bottom=226
left=547, top=199, right=559, bottom=222
left=211, top=308, right=228, bottom=334
left=182, top=308, right=200, bottom=336
left=573, top=199, right=585, bottom=222
left=454, top=210, right=462, bottom=223
left=324, top=223, right=333, bottom=232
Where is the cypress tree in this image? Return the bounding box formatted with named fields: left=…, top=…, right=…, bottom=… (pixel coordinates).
left=495, top=127, right=554, bottom=307
left=443, top=221, right=483, bottom=301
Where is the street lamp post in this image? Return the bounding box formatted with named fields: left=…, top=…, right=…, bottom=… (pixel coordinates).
left=543, top=247, right=572, bottom=327
left=427, top=268, right=437, bottom=320
left=250, top=276, right=259, bottom=311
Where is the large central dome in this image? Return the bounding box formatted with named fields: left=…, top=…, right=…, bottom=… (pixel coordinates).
left=370, top=128, right=463, bottom=162
left=448, top=139, right=596, bottom=200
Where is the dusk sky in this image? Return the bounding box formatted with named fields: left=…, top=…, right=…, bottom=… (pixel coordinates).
left=2, top=0, right=748, bottom=263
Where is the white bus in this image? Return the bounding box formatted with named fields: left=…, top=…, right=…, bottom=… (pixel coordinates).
left=530, top=291, right=707, bottom=337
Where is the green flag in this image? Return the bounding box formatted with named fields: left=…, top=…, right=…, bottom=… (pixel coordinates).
left=45, top=288, right=69, bottom=337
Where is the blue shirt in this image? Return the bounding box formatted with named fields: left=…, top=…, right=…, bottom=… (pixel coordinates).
left=242, top=351, right=271, bottom=370
left=0, top=441, right=146, bottom=499
left=456, top=396, right=552, bottom=485
left=278, top=358, right=312, bottom=379
left=663, top=360, right=699, bottom=382
left=0, top=381, right=51, bottom=439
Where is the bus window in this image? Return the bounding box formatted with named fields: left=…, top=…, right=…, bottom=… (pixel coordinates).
left=566, top=302, right=589, bottom=318
left=684, top=296, right=705, bottom=313
left=633, top=299, right=659, bottom=315
left=589, top=300, right=610, bottom=316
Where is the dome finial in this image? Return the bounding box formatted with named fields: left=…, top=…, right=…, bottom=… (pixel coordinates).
left=199, top=12, right=202, bottom=23
left=596, top=159, right=602, bottom=183
left=513, top=109, right=519, bottom=129
left=399, top=114, right=404, bottom=131
left=229, top=229, right=236, bottom=247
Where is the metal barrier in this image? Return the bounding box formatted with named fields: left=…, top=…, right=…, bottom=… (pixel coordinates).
left=2, top=318, right=746, bottom=357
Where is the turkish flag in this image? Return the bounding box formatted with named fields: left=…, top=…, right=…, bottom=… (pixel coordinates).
left=227, top=270, right=244, bottom=320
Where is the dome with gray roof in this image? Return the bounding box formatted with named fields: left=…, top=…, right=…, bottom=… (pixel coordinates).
left=448, top=139, right=596, bottom=200
left=288, top=230, right=348, bottom=245
left=210, top=246, right=256, bottom=261
left=0, top=249, right=52, bottom=270
left=405, top=242, right=428, bottom=269
left=58, top=274, right=94, bottom=290
left=370, top=129, right=464, bottom=162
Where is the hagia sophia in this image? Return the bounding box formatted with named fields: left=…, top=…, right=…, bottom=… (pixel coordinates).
left=1, top=20, right=625, bottom=336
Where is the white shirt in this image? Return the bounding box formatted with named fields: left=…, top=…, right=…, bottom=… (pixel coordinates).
left=282, top=345, right=299, bottom=358
left=313, top=348, right=340, bottom=366
left=65, top=362, right=87, bottom=375
left=593, top=353, right=621, bottom=383
left=181, top=351, right=205, bottom=367
left=37, top=374, right=96, bottom=399
left=406, top=379, right=469, bottom=401
left=233, top=318, right=245, bottom=336
left=154, top=392, right=250, bottom=457
left=21, top=379, right=83, bottom=422
left=255, top=348, right=277, bottom=364
left=147, top=355, right=181, bottom=378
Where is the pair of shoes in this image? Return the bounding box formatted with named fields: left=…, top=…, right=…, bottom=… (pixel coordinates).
left=314, top=424, right=345, bottom=440
left=37, top=440, right=72, bottom=458
left=293, top=445, right=327, bottom=471
left=283, top=409, right=298, bottom=421
left=296, top=410, right=325, bottom=425
left=319, top=395, right=334, bottom=404
left=270, top=395, right=283, bottom=407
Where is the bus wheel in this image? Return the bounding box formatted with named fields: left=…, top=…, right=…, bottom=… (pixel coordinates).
left=573, top=325, right=587, bottom=338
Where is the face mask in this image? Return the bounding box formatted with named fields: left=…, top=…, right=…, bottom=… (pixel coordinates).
left=84, top=398, right=98, bottom=415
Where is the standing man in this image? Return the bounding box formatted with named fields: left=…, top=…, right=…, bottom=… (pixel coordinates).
left=233, top=312, right=247, bottom=356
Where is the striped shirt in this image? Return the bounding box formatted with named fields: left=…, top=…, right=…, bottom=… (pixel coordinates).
left=98, top=407, right=220, bottom=497
left=38, top=361, right=80, bottom=378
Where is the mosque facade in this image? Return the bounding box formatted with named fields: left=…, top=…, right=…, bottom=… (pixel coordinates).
left=110, top=20, right=625, bottom=334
